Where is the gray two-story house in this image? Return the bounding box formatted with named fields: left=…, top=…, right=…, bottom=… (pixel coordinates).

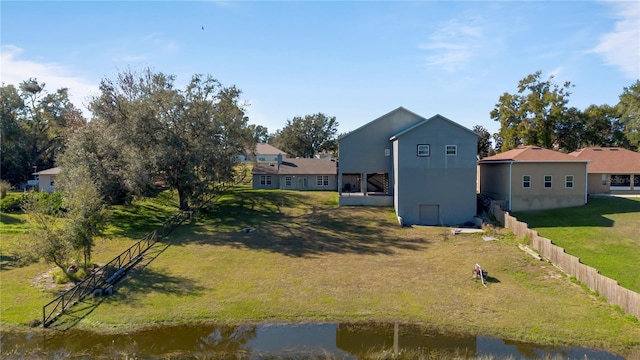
left=338, top=107, right=478, bottom=226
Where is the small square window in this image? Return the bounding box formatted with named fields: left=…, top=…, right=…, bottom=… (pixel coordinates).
left=544, top=175, right=552, bottom=189
left=446, top=145, right=457, bottom=156
left=417, top=144, right=430, bottom=157
left=565, top=175, right=574, bottom=188
left=522, top=175, right=531, bottom=188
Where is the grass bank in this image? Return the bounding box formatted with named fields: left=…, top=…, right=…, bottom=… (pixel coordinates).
left=513, top=196, right=640, bottom=292
left=1, top=188, right=639, bottom=356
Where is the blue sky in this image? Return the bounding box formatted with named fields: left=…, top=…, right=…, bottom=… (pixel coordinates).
left=1, top=1, right=638, bottom=137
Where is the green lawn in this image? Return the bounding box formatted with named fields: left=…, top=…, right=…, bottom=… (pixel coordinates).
left=1, top=189, right=640, bottom=357
left=513, top=196, right=640, bottom=292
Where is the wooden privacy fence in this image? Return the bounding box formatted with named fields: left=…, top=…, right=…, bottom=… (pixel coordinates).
left=42, top=210, right=191, bottom=328
left=490, top=202, right=640, bottom=320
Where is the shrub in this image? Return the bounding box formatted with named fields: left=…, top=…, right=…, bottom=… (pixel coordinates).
left=0, top=194, right=22, bottom=212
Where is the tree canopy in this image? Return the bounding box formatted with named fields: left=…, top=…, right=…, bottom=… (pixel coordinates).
left=492, top=71, right=639, bottom=152
left=86, top=68, right=254, bottom=210
left=271, top=113, right=338, bottom=158
left=0, top=80, right=85, bottom=186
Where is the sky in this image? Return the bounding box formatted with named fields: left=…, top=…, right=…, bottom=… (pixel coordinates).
left=1, top=1, right=639, bottom=137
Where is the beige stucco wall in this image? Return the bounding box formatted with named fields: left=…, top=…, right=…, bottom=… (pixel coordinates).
left=510, top=162, right=586, bottom=212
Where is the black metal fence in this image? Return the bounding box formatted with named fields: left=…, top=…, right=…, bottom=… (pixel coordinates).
left=42, top=211, right=191, bottom=328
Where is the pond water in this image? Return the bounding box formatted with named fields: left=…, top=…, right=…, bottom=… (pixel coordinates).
left=0, top=322, right=624, bottom=359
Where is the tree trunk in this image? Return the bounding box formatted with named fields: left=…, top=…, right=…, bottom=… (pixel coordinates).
left=178, top=187, right=190, bottom=211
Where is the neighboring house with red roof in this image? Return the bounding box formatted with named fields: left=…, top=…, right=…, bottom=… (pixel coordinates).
left=238, top=143, right=287, bottom=162
left=33, top=167, right=61, bottom=193
left=569, top=147, right=640, bottom=195
left=478, top=146, right=588, bottom=212
left=252, top=156, right=337, bottom=191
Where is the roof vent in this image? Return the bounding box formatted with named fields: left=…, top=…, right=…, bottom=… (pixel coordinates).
left=610, top=148, right=619, bottom=151
left=593, top=148, right=602, bottom=151
left=531, top=147, right=542, bottom=150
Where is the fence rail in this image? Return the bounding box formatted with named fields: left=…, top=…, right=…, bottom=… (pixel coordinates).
left=490, top=201, right=640, bottom=320
left=42, top=210, right=191, bottom=328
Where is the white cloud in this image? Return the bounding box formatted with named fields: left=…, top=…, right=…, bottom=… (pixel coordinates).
left=592, top=1, right=640, bottom=79
left=0, top=45, right=99, bottom=116
left=418, top=20, right=484, bottom=73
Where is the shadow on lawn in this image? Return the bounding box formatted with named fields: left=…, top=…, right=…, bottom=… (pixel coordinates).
left=512, top=196, right=640, bottom=229
left=170, top=190, right=430, bottom=257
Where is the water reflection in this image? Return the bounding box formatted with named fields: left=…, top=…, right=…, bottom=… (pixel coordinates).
left=0, top=322, right=624, bottom=359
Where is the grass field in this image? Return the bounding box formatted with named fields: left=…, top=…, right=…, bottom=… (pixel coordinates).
left=513, top=196, right=640, bottom=293
left=1, top=187, right=639, bottom=356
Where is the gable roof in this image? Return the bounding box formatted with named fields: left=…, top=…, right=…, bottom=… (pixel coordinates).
left=389, top=114, right=478, bottom=141
left=33, top=167, right=61, bottom=175
left=338, top=106, right=424, bottom=142
left=569, top=147, right=640, bottom=173
left=252, top=158, right=337, bottom=176
left=256, top=143, right=286, bottom=155
left=479, top=146, right=587, bottom=163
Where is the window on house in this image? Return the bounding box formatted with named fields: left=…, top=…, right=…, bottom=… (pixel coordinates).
left=446, top=145, right=457, bottom=156
left=385, top=149, right=390, bottom=156
left=285, top=176, right=292, bottom=186
left=602, top=174, right=607, bottom=186
left=260, top=175, right=272, bottom=185
left=522, top=175, right=531, bottom=188
left=316, top=175, right=329, bottom=186
left=417, top=144, right=430, bottom=157
left=258, top=157, right=265, bottom=161
left=544, top=175, right=552, bottom=188
left=565, top=175, right=574, bottom=188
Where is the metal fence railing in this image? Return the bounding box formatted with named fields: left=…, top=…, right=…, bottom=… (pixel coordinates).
left=42, top=210, right=191, bottom=328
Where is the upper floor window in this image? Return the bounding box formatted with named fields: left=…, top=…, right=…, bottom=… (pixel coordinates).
left=445, top=145, right=457, bottom=156
left=417, top=144, right=430, bottom=157
left=522, top=175, right=531, bottom=188
left=565, top=175, right=574, bottom=189
left=544, top=175, right=552, bottom=189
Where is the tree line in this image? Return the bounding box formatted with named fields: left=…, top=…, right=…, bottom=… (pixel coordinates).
left=475, top=71, right=639, bottom=158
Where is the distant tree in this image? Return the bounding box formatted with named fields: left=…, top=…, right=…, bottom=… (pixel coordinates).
left=472, top=125, right=491, bottom=158
left=0, top=80, right=86, bottom=185
left=89, top=68, right=253, bottom=210
left=491, top=71, right=573, bottom=151
left=271, top=113, right=338, bottom=158
left=248, top=124, right=270, bottom=143
left=616, top=80, right=640, bottom=150
left=554, top=107, right=585, bottom=152
left=583, top=104, right=628, bottom=147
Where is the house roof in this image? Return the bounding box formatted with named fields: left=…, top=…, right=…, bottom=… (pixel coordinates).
left=33, top=167, right=61, bottom=175
left=569, top=147, right=640, bottom=173
left=478, top=146, right=588, bottom=163
left=389, top=114, right=478, bottom=140
left=256, top=143, right=286, bottom=155
left=252, top=158, right=337, bottom=175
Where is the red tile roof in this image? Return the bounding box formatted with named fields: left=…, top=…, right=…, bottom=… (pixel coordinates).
left=479, top=146, right=586, bottom=162
left=569, top=147, right=640, bottom=173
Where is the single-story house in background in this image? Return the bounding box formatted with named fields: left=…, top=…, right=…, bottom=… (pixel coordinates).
left=252, top=156, right=337, bottom=191
left=33, top=167, right=61, bottom=193
left=238, top=143, right=287, bottom=162
left=478, top=146, right=588, bottom=212
left=338, top=107, right=478, bottom=226
left=569, top=147, right=640, bottom=195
